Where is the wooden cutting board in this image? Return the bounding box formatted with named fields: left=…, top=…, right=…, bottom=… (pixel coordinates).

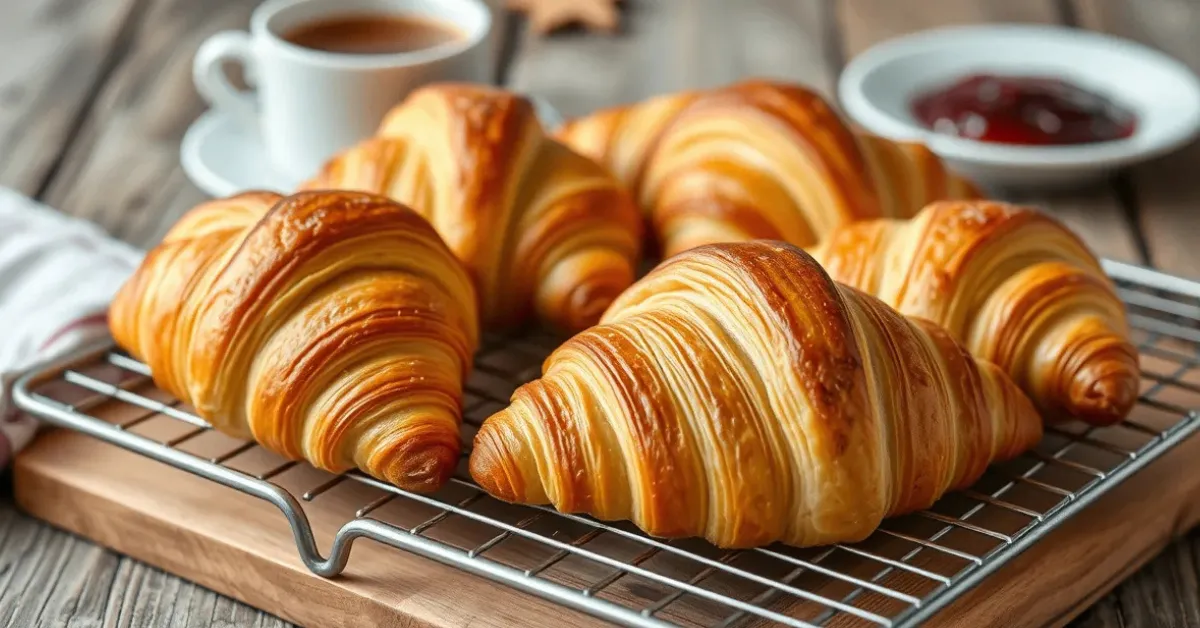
left=13, top=346, right=1200, bottom=628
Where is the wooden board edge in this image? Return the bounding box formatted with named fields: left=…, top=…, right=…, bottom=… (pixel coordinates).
left=12, top=453, right=427, bottom=628
left=12, top=427, right=601, bottom=628
left=929, top=431, right=1200, bottom=627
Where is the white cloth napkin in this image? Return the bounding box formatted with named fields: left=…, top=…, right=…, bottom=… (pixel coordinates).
left=0, top=187, right=141, bottom=468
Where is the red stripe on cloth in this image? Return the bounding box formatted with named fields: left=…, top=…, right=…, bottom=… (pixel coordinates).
left=38, top=312, right=109, bottom=352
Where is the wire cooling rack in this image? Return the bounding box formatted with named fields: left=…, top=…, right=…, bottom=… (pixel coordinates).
left=13, top=258, right=1200, bottom=628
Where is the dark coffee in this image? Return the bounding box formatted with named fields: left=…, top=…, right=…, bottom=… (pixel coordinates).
left=283, top=13, right=463, bottom=55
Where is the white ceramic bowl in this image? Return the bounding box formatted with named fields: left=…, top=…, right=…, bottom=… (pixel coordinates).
left=838, top=24, right=1200, bottom=188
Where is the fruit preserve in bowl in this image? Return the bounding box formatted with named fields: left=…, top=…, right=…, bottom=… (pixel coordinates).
left=838, top=24, right=1200, bottom=188
left=910, top=74, right=1137, bottom=146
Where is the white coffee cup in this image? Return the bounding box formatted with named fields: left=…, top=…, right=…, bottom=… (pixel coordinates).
left=193, top=0, right=492, bottom=181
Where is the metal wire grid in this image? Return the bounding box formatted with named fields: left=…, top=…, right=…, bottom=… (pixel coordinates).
left=13, top=258, right=1200, bottom=628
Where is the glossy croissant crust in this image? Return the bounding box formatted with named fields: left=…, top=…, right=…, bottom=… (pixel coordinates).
left=470, top=242, right=1041, bottom=548
left=555, top=79, right=979, bottom=257
left=811, top=200, right=1139, bottom=424
left=304, top=83, right=643, bottom=332
left=109, top=191, right=479, bottom=492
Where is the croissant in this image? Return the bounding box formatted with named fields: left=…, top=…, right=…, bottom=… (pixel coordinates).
left=555, top=79, right=979, bottom=257
left=469, top=241, right=1042, bottom=548
left=811, top=200, right=1139, bottom=425
left=109, top=191, right=479, bottom=492
left=303, top=83, right=643, bottom=332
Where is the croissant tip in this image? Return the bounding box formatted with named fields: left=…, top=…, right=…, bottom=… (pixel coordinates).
left=372, top=439, right=461, bottom=493
left=1069, top=369, right=1140, bottom=426
left=537, top=252, right=637, bottom=332
left=469, top=423, right=522, bottom=503
left=1057, top=337, right=1141, bottom=425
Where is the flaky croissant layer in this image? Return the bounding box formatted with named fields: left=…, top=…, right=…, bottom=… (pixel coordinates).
left=556, top=79, right=979, bottom=257
left=470, top=242, right=1041, bottom=548
left=110, top=191, right=480, bottom=492
left=811, top=200, right=1139, bottom=424
left=304, top=83, right=642, bottom=332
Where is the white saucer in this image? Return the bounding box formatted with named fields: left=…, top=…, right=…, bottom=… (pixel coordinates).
left=181, top=96, right=566, bottom=198
left=181, top=110, right=295, bottom=197
left=838, top=24, right=1200, bottom=188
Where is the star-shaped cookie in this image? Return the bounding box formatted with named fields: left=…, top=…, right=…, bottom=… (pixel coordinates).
left=507, top=0, right=620, bottom=35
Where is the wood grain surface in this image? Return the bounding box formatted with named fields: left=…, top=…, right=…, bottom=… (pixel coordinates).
left=506, top=0, right=838, bottom=116
left=1074, top=0, right=1200, bottom=276
left=4, top=0, right=1200, bottom=626
left=38, top=0, right=256, bottom=247
left=0, top=0, right=144, bottom=198
left=0, top=498, right=290, bottom=628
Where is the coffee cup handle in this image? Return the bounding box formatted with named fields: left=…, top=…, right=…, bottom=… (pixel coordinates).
left=193, top=31, right=257, bottom=130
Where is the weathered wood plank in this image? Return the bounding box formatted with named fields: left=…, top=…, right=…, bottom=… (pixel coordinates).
left=0, top=0, right=143, bottom=197
left=1071, top=532, right=1200, bottom=628
left=1072, top=596, right=1127, bottom=628
left=1074, top=0, right=1200, bottom=277
left=38, top=0, right=260, bottom=249
left=43, top=543, right=122, bottom=628
left=0, top=497, right=297, bottom=628
left=506, top=0, right=838, bottom=118
left=1120, top=542, right=1200, bottom=627
left=102, top=559, right=291, bottom=628
left=838, top=0, right=1061, bottom=57
left=0, top=503, right=112, bottom=628
left=837, top=0, right=1145, bottom=264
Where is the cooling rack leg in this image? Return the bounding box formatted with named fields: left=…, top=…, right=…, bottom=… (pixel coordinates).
left=11, top=350, right=349, bottom=578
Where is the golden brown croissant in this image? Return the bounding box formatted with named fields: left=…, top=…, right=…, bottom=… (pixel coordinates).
left=469, top=241, right=1041, bottom=549
left=303, top=83, right=642, bottom=332
left=109, top=191, right=479, bottom=492
left=811, top=200, right=1139, bottom=425
left=555, top=79, right=979, bottom=257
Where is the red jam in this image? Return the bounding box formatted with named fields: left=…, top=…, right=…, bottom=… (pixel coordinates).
left=910, top=74, right=1137, bottom=145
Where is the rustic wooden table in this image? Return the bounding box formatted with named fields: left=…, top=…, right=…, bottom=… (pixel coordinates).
left=0, top=0, right=1197, bottom=626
